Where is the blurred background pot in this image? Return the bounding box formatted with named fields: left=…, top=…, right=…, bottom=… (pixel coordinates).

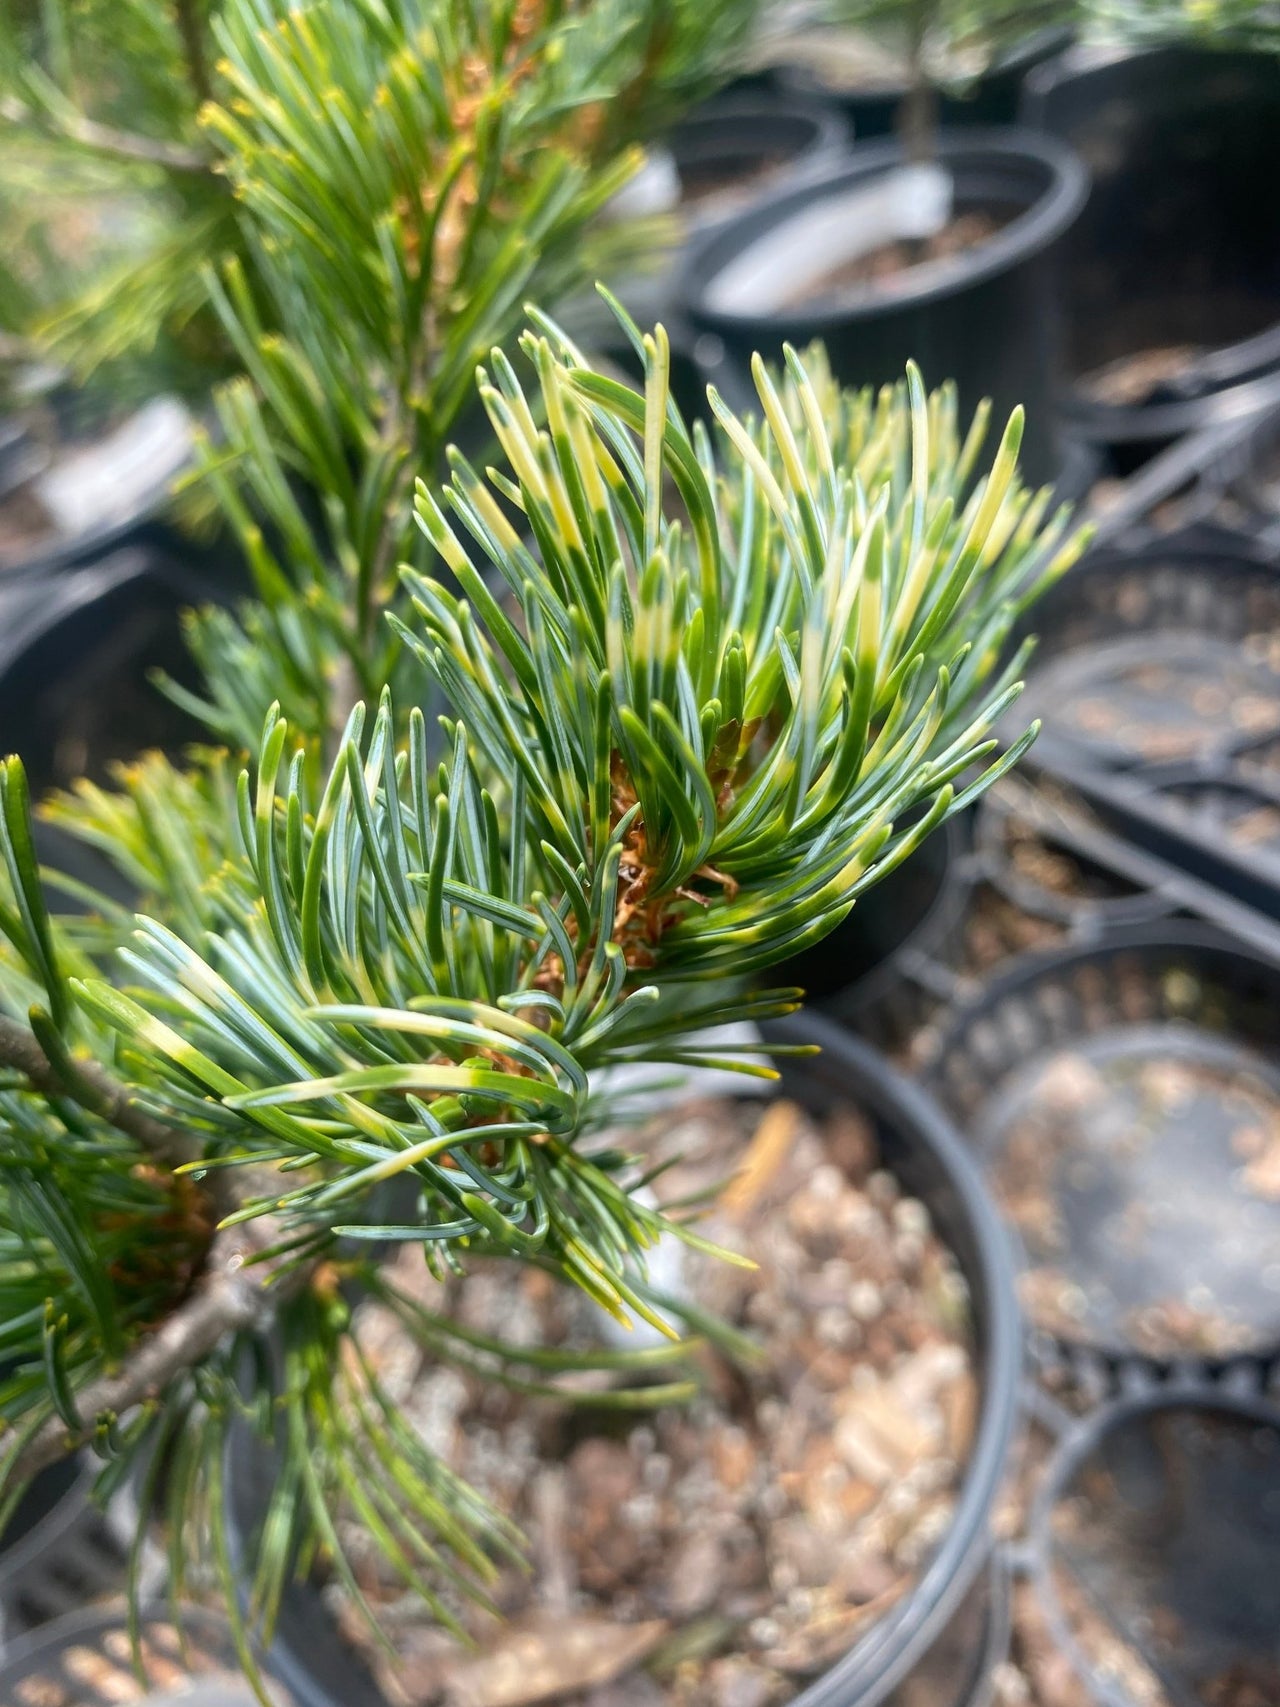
left=682, top=129, right=1088, bottom=484
left=1022, top=45, right=1280, bottom=470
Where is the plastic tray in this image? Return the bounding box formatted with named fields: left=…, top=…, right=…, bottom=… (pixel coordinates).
left=1009, top=541, right=1280, bottom=775
left=0, top=1602, right=285, bottom=1705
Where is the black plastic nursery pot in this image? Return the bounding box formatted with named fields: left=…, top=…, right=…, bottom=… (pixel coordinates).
left=972, top=782, right=1167, bottom=934
left=665, top=92, right=850, bottom=231
left=1030, top=1389, right=1280, bottom=1706
left=0, top=545, right=215, bottom=906
left=929, top=921, right=1280, bottom=1374
left=228, top=1016, right=1023, bottom=1707
left=0, top=1453, right=100, bottom=1646
left=780, top=814, right=973, bottom=1051
left=1009, top=541, right=1280, bottom=777
left=1021, top=45, right=1280, bottom=467
left=0, top=1601, right=284, bottom=1705
left=771, top=27, right=1074, bottom=138
left=1077, top=759, right=1280, bottom=926
left=0, top=1347, right=140, bottom=1651
left=681, top=129, right=1088, bottom=486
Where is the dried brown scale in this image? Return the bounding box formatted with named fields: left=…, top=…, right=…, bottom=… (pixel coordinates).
left=334, top=1096, right=975, bottom=1707
left=536, top=752, right=745, bottom=1002
left=100, top=1166, right=214, bottom=1324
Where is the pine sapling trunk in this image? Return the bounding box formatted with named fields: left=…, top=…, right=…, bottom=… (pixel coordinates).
left=898, top=70, right=939, bottom=168
left=897, top=0, right=940, bottom=264
left=899, top=0, right=939, bottom=163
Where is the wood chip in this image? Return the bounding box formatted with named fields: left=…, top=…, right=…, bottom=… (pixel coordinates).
left=444, top=1617, right=668, bottom=1707
left=719, top=1101, right=800, bottom=1218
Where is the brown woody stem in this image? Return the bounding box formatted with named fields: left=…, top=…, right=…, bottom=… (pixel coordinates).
left=6, top=1222, right=305, bottom=1484
left=0, top=1014, right=311, bottom=1483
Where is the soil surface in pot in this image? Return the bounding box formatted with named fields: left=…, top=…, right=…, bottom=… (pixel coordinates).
left=1151, top=778, right=1280, bottom=864
left=994, top=808, right=1150, bottom=914
left=989, top=1031, right=1280, bottom=1359
left=958, top=884, right=1065, bottom=980
left=1074, top=345, right=1200, bottom=410
left=0, top=1607, right=285, bottom=1707
left=994, top=1411, right=1280, bottom=1707
left=677, top=154, right=794, bottom=217
left=781, top=208, right=1011, bottom=311
left=1067, top=283, right=1280, bottom=414
left=335, top=1095, right=977, bottom=1707
left=990, top=1423, right=1141, bottom=1707
left=1021, top=638, right=1280, bottom=768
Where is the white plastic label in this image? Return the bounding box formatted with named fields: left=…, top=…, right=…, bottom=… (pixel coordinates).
left=703, top=162, right=954, bottom=317
left=605, top=147, right=682, bottom=222
left=35, top=396, right=195, bottom=538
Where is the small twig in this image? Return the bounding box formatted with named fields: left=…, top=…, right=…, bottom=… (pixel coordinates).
left=0, top=1013, right=200, bottom=1173
left=6, top=1221, right=308, bottom=1484
left=0, top=1012, right=315, bottom=1483
left=0, top=94, right=209, bottom=174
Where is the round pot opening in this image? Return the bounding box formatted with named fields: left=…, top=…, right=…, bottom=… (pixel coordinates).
left=688, top=135, right=1084, bottom=326
left=1032, top=1391, right=1280, bottom=1707
left=682, top=130, right=1088, bottom=486
left=930, top=922, right=1280, bottom=1368
left=974, top=785, right=1163, bottom=930
left=1139, top=766, right=1280, bottom=875
left=1008, top=547, right=1280, bottom=774
left=667, top=98, right=848, bottom=227
left=229, top=1019, right=1021, bottom=1707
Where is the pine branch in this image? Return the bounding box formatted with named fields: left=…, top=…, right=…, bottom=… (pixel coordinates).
left=0, top=93, right=209, bottom=173
left=0, top=1012, right=200, bottom=1172
left=5, top=1220, right=307, bottom=1485
left=0, top=1012, right=315, bottom=1488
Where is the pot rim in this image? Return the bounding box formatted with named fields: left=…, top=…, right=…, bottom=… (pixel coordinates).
left=973, top=786, right=1168, bottom=931
left=770, top=1014, right=1024, bottom=1707
left=667, top=89, right=850, bottom=163
left=773, top=23, right=1077, bottom=106
left=800, top=812, right=972, bottom=1023
left=0, top=1452, right=93, bottom=1596
left=680, top=127, right=1089, bottom=332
